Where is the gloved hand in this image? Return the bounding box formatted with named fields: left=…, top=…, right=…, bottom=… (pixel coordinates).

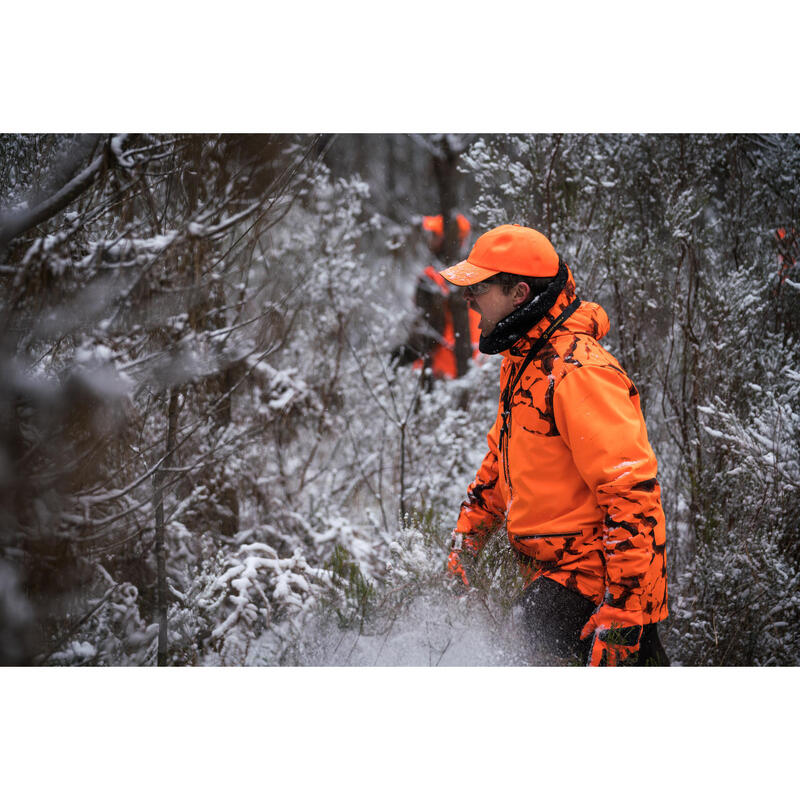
left=445, top=532, right=477, bottom=589
left=580, top=600, right=643, bottom=666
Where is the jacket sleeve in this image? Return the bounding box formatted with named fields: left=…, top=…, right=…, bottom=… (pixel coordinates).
left=453, top=413, right=507, bottom=554
left=553, top=365, right=666, bottom=616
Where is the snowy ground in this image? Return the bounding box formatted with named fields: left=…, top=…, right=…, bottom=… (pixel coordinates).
left=245, top=591, right=536, bottom=667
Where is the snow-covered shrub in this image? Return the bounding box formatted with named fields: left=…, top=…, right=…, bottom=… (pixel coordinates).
left=280, top=515, right=530, bottom=667
left=673, top=532, right=800, bottom=666
left=45, top=574, right=158, bottom=666
left=196, top=541, right=332, bottom=665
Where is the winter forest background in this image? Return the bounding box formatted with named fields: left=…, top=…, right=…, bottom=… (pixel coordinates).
left=1, top=133, right=798, bottom=666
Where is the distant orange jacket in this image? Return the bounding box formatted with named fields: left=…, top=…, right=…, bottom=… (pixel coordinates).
left=414, top=266, right=481, bottom=379
left=455, top=268, right=668, bottom=624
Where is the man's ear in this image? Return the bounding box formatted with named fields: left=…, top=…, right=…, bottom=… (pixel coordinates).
left=513, top=281, right=531, bottom=308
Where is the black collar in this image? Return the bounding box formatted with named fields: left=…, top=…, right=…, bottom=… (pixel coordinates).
left=478, top=258, right=568, bottom=355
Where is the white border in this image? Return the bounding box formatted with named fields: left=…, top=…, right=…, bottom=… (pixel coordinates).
left=5, top=2, right=799, bottom=131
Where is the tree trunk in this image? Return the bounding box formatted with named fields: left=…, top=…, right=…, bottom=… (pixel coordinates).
left=153, top=388, right=179, bottom=666
left=432, top=137, right=472, bottom=377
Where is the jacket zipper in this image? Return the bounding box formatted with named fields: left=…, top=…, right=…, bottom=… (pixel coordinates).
left=498, top=297, right=582, bottom=511
left=501, top=410, right=512, bottom=490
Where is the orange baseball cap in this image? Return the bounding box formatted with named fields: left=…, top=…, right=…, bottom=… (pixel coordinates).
left=439, top=224, right=559, bottom=286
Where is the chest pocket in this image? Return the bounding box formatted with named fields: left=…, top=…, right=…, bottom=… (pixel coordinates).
left=512, top=374, right=559, bottom=438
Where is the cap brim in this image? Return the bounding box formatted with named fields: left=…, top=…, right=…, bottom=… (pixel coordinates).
left=439, top=260, right=499, bottom=286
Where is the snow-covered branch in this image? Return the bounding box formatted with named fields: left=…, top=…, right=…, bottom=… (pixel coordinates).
left=0, top=136, right=106, bottom=253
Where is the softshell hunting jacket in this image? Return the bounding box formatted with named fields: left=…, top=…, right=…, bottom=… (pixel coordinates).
left=455, top=269, right=668, bottom=625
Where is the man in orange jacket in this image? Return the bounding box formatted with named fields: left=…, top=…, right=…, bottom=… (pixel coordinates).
left=442, top=224, right=669, bottom=666
left=392, top=214, right=481, bottom=380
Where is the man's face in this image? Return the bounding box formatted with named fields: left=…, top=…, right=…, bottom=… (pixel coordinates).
left=464, top=280, right=527, bottom=336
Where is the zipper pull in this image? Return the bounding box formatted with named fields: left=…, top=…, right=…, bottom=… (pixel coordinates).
left=501, top=409, right=510, bottom=436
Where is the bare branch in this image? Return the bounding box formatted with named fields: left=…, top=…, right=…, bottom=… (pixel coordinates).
left=0, top=135, right=108, bottom=254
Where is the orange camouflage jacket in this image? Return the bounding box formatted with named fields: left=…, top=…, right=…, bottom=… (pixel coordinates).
left=455, top=268, right=668, bottom=625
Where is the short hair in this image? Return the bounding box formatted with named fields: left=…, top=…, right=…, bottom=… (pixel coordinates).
left=494, top=272, right=555, bottom=297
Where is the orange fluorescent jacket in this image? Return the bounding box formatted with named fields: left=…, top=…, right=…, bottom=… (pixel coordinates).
left=415, top=266, right=481, bottom=379
left=455, top=269, right=668, bottom=624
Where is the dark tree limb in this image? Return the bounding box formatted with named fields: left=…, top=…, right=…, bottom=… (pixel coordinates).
left=153, top=387, right=180, bottom=666
left=431, top=134, right=472, bottom=377
left=0, top=135, right=109, bottom=255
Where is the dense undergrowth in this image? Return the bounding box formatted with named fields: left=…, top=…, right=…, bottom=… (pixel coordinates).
left=1, top=134, right=798, bottom=665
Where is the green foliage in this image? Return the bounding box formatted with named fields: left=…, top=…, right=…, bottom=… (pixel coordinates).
left=325, top=544, right=377, bottom=632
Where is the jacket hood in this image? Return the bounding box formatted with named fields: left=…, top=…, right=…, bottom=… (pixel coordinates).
left=504, top=265, right=610, bottom=359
